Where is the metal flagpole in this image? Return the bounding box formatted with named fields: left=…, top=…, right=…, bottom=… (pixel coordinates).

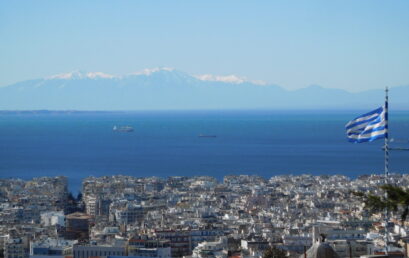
left=384, top=86, right=389, bottom=254
left=385, top=86, right=389, bottom=179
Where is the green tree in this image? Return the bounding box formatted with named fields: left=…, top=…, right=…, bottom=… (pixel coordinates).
left=77, top=192, right=83, bottom=202
left=68, top=192, right=76, bottom=202
left=263, top=246, right=287, bottom=258
left=353, top=184, right=409, bottom=225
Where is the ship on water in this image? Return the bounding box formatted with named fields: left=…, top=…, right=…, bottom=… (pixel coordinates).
left=198, top=134, right=216, bottom=138
left=113, top=125, right=134, bottom=132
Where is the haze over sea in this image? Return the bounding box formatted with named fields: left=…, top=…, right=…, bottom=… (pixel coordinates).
left=0, top=110, right=408, bottom=193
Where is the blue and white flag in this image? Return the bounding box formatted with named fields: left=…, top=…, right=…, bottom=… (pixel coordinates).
left=346, top=106, right=388, bottom=143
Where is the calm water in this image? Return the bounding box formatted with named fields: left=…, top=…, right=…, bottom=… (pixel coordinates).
left=0, top=110, right=408, bottom=193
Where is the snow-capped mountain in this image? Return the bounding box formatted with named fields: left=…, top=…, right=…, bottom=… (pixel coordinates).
left=46, top=71, right=117, bottom=80
left=0, top=68, right=408, bottom=110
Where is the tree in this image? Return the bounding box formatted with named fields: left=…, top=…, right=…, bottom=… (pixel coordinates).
left=263, top=246, right=287, bottom=258
left=353, top=184, right=409, bottom=225
left=77, top=192, right=83, bottom=202
left=67, top=192, right=76, bottom=202
left=64, top=191, right=85, bottom=214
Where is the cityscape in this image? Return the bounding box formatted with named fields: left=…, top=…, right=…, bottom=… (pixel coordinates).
left=2, top=173, right=409, bottom=258
left=2, top=1, right=409, bottom=258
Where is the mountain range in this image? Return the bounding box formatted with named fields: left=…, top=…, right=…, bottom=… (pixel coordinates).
left=1, top=68, right=408, bottom=110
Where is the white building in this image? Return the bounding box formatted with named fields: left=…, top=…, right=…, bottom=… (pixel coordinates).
left=40, top=211, right=65, bottom=227
left=192, top=237, right=228, bottom=258
left=113, top=204, right=145, bottom=225
left=85, top=196, right=97, bottom=217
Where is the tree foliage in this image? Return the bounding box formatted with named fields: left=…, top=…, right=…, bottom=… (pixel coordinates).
left=263, top=246, right=287, bottom=258
left=77, top=192, right=83, bottom=202
left=353, top=184, right=409, bottom=224
left=68, top=192, right=76, bottom=202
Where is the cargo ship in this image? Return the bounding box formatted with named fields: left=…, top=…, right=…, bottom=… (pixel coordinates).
left=113, top=126, right=134, bottom=132
left=198, top=134, right=216, bottom=138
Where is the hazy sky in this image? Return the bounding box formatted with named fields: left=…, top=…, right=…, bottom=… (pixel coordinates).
left=1, top=1, right=408, bottom=91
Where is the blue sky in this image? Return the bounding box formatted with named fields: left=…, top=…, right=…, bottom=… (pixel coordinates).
left=1, top=1, right=408, bottom=91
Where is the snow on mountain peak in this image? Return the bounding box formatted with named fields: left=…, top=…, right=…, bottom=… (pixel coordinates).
left=46, top=68, right=178, bottom=80
left=130, top=67, right=175, bottom=76
left=194, top=74, right=245, bottom=84
left=86, top=72, right=116, bottom=79
left=46, top=71, right=116, bottom=80
left=44, top=68, right=267, bottom=85
left=194, top=74, right=266, bottom=85
left=46, top=72, right=79, bottom=79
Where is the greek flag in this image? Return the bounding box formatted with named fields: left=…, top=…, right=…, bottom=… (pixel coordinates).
left=346, top=106, right=388, bottom=143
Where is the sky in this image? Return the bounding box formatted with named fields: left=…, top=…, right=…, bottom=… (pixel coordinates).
left=1, top=1, right=408, bottom=92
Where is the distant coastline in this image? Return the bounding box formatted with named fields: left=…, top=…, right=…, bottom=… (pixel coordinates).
left=2, top=108, right=409, bottom=114
left=0, top=110, right=118, bottom=115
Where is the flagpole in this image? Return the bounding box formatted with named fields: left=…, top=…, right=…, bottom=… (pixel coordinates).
left=384, top=86, right=389, bottom=254
left=385, top=86, right=389, bottom=179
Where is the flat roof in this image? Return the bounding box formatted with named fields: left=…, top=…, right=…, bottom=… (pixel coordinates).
left=66, top=212, right=91, bottom=219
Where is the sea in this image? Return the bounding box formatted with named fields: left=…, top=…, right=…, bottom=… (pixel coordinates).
left=0, top=110, right=408, bottom=194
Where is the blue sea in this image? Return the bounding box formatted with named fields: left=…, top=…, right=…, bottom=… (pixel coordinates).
left=0, top=110, right=408, bottom=193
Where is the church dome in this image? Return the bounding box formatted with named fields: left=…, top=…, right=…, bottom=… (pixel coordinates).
left=300, top=242, right=340, bottom=258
